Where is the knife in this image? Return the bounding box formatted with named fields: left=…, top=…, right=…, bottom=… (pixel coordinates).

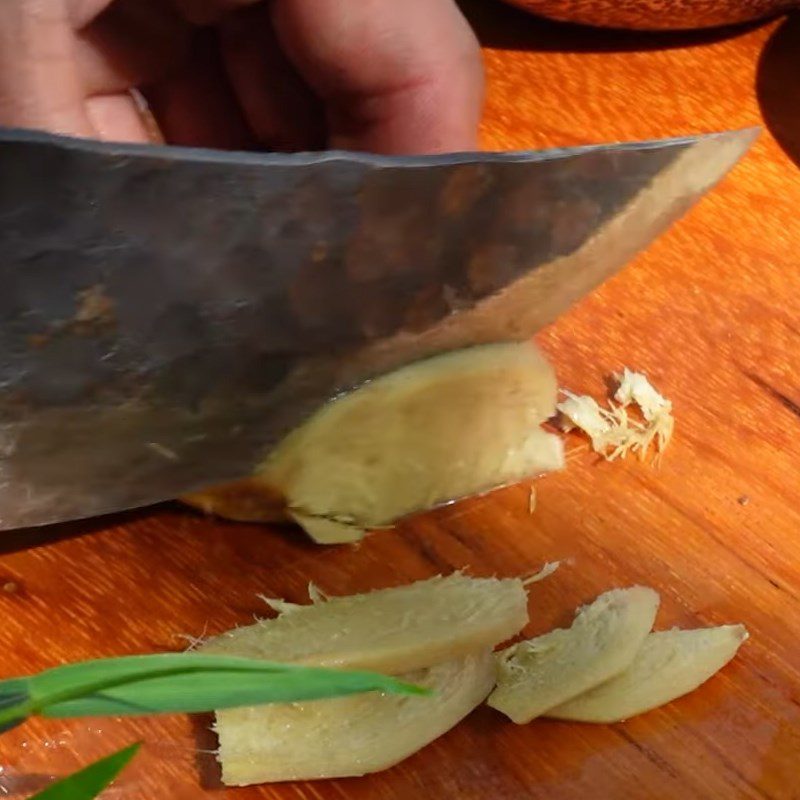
left=0, top=127, right=757, bottom=530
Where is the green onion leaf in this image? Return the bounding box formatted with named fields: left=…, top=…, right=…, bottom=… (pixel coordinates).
left=29, top=742, right=140, bottom=800
left=0, top=677, right=29, bottom=708
left=0, top=677, right=28, bottom=731
left=45, top=663, right=425, bottom=718
left=0, top=653, right=428, bottom=729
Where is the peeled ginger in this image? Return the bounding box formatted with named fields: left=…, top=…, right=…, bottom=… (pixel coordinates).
left=488, top=587, right=659, bottom=723
left=202, top=572, right=526, bottom=785
left=201, top=572, right=528, bottom=675
left=202, top=570, right=746, bottom=786
left=215, top=651, right=496, bottom=785
left=547, top=624, right=748, bottom=723
left=185, top=341, right=564, bottom=542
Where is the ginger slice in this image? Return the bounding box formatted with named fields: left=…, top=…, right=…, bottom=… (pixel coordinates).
left=215, top=650, right=495, bottom=786
left=286, top=511, right=364, bottom=544
left=547, top=624, right=748, bottom=723
left=183, top=477, right=285, bottom=524
left=201, top=573, right=528, bottom=674
left=185, top=341, right=563, bottom=542
left=487, top=587, right=659, bottom=723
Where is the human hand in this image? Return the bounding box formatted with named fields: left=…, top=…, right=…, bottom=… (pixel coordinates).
left=0, top=0, right=484, bottom=154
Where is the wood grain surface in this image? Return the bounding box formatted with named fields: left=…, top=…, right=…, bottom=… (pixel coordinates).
left=2, top=5, right=800, bottom=799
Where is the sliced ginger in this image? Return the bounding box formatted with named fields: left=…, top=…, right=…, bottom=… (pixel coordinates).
left=547, top=624, right=748, bottom=723
left=204, top=573, right=517, bottom=785
left=488, top=587, right=659, bottom=723
left=215, top=651, right=496, bottom=785
left=185, top=341, right=563, bottom=542
left=200, top=570, right=746, bottom=786
left=201, top=573, right=528, bottom=674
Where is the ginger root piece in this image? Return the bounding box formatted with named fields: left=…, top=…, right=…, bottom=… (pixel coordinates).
left=487, top=587, right=659, bottom=723
left=556, top=392, right=611, bottom=450
left=614, top=367, right=674, bottom=455
left=614, top=368, right=671, bottom=422
left=185, top=341, right=563, bottom=542
left=286, top=511, right=364, bottom=544
left=547, top=624, right=748, bottom=723
left=201, top=573, right=529, bottom=674
left=557, top=367, right=673, bottom=462
left=214, top=651, right=496, bottom=785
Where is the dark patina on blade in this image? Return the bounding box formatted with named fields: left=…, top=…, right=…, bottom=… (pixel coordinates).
left=0, top=127, right=757, bottom=528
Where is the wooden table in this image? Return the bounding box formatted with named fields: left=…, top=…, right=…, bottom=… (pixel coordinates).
left=2, top=5, right=799, bottom=799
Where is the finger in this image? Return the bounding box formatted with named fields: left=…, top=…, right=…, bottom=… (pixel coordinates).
left=169, top=0, right=257, bottom=26
left=76, top=0, right=190, bottom=95
left=66, top=0, right=115, bottom=28
left=143, top=28, right=255, bottom=150
left=219, top=4, right=324, bottom=152
left=271, top=0, right=484, bottom=154
left=85, top=91, right=150, bottom=142
left=0, top=0, right=94, bottom=136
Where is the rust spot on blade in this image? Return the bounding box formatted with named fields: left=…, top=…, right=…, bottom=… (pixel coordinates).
left=72, top=284, right=116, bottom=332
left=25, top=284, right=117, bottom=353
left=28, top=332, right=50, bottom=349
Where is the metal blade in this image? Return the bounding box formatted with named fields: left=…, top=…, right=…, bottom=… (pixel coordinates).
left=0, top=127, right=757, bottom=529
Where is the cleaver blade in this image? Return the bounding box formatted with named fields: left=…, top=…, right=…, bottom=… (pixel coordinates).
left=0, top=126, right=757, bottom=529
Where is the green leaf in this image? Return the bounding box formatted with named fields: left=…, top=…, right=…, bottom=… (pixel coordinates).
left=0, top=677, right=29, bottom=731
left=0, top=653, right=428, bottom=728
left=0, top=677, right=29, bottom=708
left=29, top=742, right=140, bottom=800
left=44, top=663, right=426, bottom=718
left=0, top=718, right=24, bottom=733
left=30, top=653, right=292, bottom=702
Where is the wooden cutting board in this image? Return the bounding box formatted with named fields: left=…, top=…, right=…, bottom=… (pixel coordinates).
left=1, top=6, right=799, bottom=799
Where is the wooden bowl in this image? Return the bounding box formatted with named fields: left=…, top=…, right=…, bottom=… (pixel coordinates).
left=499, top=0, right=798, bottom=30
